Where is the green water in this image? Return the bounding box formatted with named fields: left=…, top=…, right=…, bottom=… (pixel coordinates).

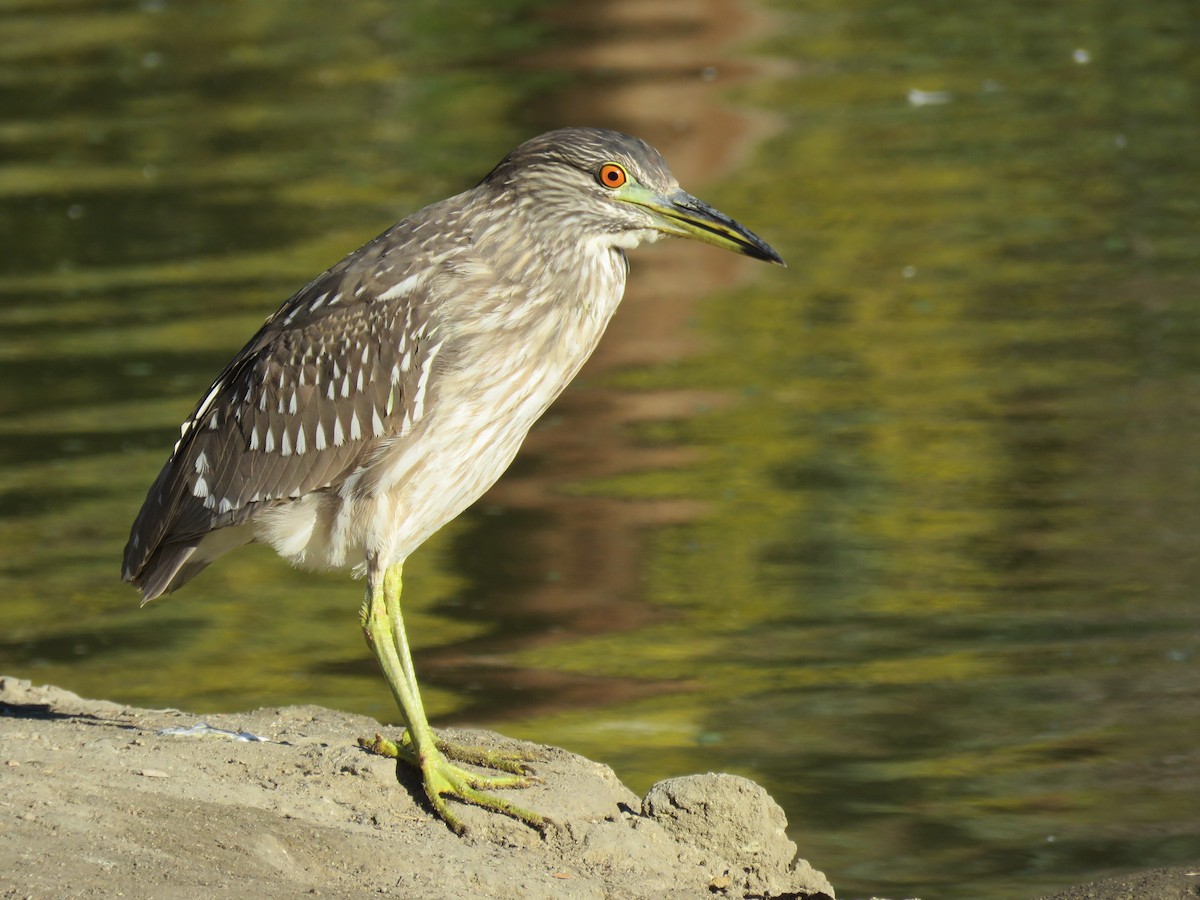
left=2, top=1, right=1198, bottom=898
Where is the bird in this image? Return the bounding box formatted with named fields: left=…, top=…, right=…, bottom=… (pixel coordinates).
left=122, top=127, right=783, bottom=834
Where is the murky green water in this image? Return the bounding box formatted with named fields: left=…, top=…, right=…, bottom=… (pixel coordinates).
left=2, top=1, right=1198, bottom=897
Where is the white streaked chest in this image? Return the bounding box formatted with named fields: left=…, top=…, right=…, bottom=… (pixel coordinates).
left=367, top=247, right=627, bottom=552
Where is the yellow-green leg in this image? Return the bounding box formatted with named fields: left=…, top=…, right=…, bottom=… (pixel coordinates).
left=358, top=561, right=547, bottom=834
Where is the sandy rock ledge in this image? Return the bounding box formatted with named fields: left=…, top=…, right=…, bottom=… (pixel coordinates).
left=0, top=677, right=834, bottom=899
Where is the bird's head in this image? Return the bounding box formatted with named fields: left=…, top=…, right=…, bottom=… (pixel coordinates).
left=481, top=127, right=784, bottom=266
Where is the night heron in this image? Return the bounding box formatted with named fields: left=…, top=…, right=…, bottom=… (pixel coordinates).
left=123, top=127, right=783, bottom=833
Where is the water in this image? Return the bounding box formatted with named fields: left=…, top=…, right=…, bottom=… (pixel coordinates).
left=2, top=1, right=1198, bottom=897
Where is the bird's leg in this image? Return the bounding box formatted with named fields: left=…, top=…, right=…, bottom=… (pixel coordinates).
left=378, top=564, right=528, bottom=774
left=358, top=561, right=547, bottom=834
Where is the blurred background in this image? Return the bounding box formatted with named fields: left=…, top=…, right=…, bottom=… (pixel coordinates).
left=1, top=1, right=1198, bottom=897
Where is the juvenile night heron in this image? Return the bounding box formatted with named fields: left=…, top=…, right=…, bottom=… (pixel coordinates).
left=123, top=127, right=783, bottom=833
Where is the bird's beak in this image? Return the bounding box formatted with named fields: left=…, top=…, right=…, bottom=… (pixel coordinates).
left=622, top=186, right=785, bottom=266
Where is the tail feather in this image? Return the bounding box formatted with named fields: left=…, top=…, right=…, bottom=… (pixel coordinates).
left=128, top=524, right=257, bottom=604
left=129, top=542, right=201, bottom=604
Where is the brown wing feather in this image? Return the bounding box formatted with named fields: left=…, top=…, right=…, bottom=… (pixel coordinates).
left=122, top=226, right=442, bottom=593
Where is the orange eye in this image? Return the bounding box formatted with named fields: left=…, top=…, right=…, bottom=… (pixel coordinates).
left=597, top=163, right=627, bottom=189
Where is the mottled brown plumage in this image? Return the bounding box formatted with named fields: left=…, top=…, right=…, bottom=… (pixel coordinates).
left=123, top=127, right=782, bottom=833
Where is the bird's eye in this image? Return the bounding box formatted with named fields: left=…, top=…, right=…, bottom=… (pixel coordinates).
left=597, top=163, right=628, bottom=189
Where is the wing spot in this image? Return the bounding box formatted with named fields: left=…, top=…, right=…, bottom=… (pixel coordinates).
left=174, top=424, right=192, bottom=458
left=412, top=340, right=443, bottom=423
left=195, top=380, right=225, bottom=421
left=379, top=271, right=425, bottom=302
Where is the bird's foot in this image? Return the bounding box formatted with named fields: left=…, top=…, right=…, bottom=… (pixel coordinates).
left=359, top=732, right=547, bottom=835
left=359, top=731, right=534, bottom=776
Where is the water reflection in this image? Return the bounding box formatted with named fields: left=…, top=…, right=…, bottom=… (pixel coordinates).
left=2, top=1, right=1199, bottom=899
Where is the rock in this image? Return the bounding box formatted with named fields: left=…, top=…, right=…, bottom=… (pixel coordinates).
left=644, top=773, right=836, bottom=899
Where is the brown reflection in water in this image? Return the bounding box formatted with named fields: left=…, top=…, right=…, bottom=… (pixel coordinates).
left=425, top=0, right=783, bottom=723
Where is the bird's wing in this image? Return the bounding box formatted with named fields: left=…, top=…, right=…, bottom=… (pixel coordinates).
left=122, top=229, right=450, bottom=587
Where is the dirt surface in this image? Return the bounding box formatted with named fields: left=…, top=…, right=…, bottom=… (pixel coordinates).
left=4, top=677, right=1195, bottom=900
left=0, top=677, right=835, bottom=899
left=1036, top=867, right=1200, bottom=900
